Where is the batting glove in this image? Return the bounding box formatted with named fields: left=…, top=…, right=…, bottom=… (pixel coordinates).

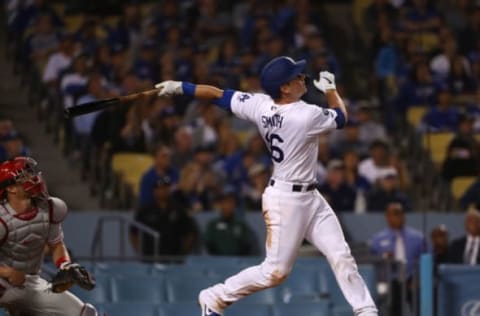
left=155, top=80, right=183, bottom=97
left=313, top=71, right=336, bottom=93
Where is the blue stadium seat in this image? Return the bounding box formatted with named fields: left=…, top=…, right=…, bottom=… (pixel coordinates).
left=111, top=276, right=165, bottom=303
left=158, top=264, right=209, bottom=278
left=94, top=261, right=151, bottom=276
left=97, top=302, right=158, bottom=316
left=158, top=302, right=200, bottom=316
left=275, top=268, right=319, bottom=303
left=184, top=255, right=242, bottom=266
left=0, top=308, right=7, bottom=316
left=332, top=305, right=352, bottom=316
left=70, top=275, right=111, bottom=304
left=240, top=288, right=276, bottom=305
left=225, top=303, right=272, bottom=316
left=273, top=301, right=329, bottom=316
left=165, top=275, right=222, bottom=303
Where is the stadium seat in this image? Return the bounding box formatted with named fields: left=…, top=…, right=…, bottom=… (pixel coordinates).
left=406, top=106, right=427, bottom=127
left=332, top=305, right=353, bottom=316
left=422, top=132, right=455, bottom=165
left=111, top=276, right=165, bottom=303
left=94, top=261, right=152, bottom=276
left=241, top=288, right=276, bottom=305
left=184, top=255, right=242, bottom=266
left=451, top=176, right=477, bottom=200
left=273, top=301, right=329, bottom=316
left=70, top=275, right=111, bottom=304
left=158, top=302, right=200, bottom=316
left=64, top=14, right=84, bottom=32
left=97, top=302, right=158, bottom=316
left=165, top=275, right=222, bottom=303
left=275, top=268, right=319, bottom=303
left=111, top=153, right=154, bottom=196
left=0, top=308, right=7, bottom=316
left=225, top=303, right=272, bottom=316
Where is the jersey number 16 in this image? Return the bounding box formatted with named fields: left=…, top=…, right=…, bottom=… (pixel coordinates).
left=265, top=132, right=284, bottom=163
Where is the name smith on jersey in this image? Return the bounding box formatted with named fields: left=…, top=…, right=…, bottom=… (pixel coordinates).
left=262, top=114, right=284, bottom=129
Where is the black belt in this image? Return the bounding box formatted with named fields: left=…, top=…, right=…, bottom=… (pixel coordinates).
left=269, top=179, right=317, bottom=192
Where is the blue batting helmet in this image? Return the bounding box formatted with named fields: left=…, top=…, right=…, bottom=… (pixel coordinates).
left=260, top=56, right=306, bottom=99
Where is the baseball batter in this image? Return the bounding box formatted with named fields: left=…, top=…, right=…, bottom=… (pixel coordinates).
left=156, top=56, right=378, bottom=316
left=0, top=157, right=97, bottom=316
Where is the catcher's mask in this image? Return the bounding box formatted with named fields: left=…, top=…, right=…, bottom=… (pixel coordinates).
left=0, top=157, right=48, bottom=199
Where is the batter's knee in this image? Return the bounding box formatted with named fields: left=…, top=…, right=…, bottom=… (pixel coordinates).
left=261, top=264, right=290, bottom=287
left=80, top=303, right=98, bottom=316
left=330, top=253, right=358, bottom=278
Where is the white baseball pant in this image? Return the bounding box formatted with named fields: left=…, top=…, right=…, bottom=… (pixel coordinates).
left=200, top=181, right=378, bottom=315
left=0, top=275, right=97, bottom=316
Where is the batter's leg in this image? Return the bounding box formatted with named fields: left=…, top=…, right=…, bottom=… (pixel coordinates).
left=199, top=188, right=312, bottom=314
left=305, top=194, right=378, bottom=316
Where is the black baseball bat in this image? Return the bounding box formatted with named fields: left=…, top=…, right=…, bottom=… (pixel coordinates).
left=64, top=88, right=160, bottom=118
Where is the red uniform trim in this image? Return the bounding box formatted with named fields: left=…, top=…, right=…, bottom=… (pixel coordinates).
left=14, top=207, right=38, bottom=221
left=0, top=217, right=8, bottom=246
left=55, top=256, right=70, bottom=269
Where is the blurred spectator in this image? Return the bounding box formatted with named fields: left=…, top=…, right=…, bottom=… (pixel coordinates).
left=460, top=177, right=480, bottom=210
left=447, top=208, right=480, bottom=265
left=139, top=144, right=179, bottom=207
left=72, top=73, right=111, bottom=175
left=205, top=186, right=258, bottom=255
left=132, top=39, right=158, bottom=83
left=448, top=56, right=476, bottom=96
left=442, top=113, right=479, bottom=181
left=131, top=176, right=198, bottom=258
left=171, top=126, right=194, bottom=170
left=364, top=0, right=397, bottom=35
left=430, top=37, right=469, bottom=80
left=112, top=105, right=147, bottom=153
left=108, top=2, right=141, bottom=54
left=60, top=54, right=90, bottom=109
left=395, top=63, right=439, bottom=111
left=195, top=0, right=232, bottom=47
left=189, top=103, right=220, bottom=148
left=356, top=104, right=388, bottom=147
left=366, top=169, right=411, bottom=212
left=0, top=131, right=29, bottom=161
left=468, top=88, right=480, bottom=132
left=431, top=224, right=449, bottom=266
left=329, top=120, right=369, bottom=157
left=242, top=163, right=269, bottom=211
left=358, top=139, right=396, bottom=185
left=420, top=89, right=461, bottom=132
left=370, top=202, right=428, bottom=316
left=343, top=150, right=371, bottom=192
left=318, top=160, right=356, bottom=212
left=153, top=106, right=180, bottom=147
left=401, top=0, right=441, bottom=36
left=25, top=13, right=60, bottom=69
left=42, top=33, right=76, bottom=88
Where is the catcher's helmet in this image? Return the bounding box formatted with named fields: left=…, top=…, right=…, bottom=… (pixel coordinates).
left=260, top=56, right=306, bottom=99
left=0, top=157, right=48, bottom=199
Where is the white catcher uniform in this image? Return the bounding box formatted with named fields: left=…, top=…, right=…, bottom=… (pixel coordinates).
left=199, top=91, right=378, bottom=315
left=0, top=197, right=95, bottom=316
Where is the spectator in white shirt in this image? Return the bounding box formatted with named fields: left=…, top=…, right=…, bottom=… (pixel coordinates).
left=359, top=140, right=396, bottom=185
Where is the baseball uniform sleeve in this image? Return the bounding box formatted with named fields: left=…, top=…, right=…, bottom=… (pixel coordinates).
left=230, top=92, right=268, bottom=122
left=47, top=197, right=67, bottom=245
left=307, top=107, right=346, bottom=136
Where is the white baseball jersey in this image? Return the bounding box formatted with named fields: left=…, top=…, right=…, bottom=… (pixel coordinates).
left=230, top=91, right=343, bottom=183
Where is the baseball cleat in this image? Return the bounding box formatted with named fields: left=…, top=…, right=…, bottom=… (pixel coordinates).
left=200, top=303, right=222, bottom=316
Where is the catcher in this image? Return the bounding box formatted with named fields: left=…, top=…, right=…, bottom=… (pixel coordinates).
left=0, top=157, right=97, bottom=316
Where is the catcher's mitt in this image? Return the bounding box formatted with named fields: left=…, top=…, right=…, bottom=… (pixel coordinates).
left=51, top=263, right=96, bottom=293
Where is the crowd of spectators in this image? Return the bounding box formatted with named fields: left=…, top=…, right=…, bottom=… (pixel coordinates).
left=4, top=0, right=415, bottom=217
left=0, top=117, right=30, bottom=163
left=365, top=0, right=480, bottom=186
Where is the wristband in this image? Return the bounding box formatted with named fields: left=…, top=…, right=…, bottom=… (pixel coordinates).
left=182, top=82, right=196, bottom=96
left=55, top=256, right=71, bottom=269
